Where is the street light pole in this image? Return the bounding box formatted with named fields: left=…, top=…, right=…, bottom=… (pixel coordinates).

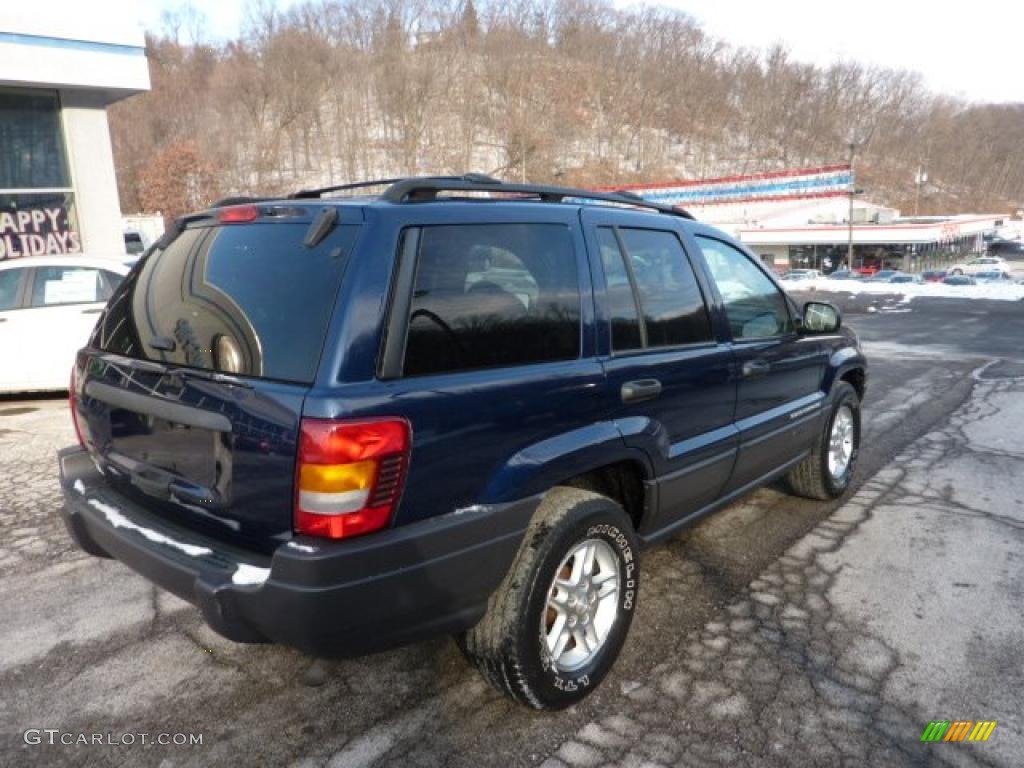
left=847, top=142, right=856, bottom=269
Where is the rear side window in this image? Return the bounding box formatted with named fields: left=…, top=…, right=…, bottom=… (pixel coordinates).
left=93, top=222, right=358, bottom=384
left=402, top=224, right=580, bottom=377
left=597, top=227, right=712, bottom=351
left=597, top=228, right=643, bottom=351
left=29, top=266, right=120, bottom=307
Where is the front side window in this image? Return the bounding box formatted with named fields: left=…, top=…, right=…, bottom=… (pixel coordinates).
left=597, top=226, right=712, bottom=352
left=0, top=268, right=25, bottom=310
left=697, top=236, right=794, bottom=340
left=402, top=224, right=580, bottom=376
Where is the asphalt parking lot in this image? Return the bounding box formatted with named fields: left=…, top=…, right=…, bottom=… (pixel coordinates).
left=1, top=293, right=1022, bottom=767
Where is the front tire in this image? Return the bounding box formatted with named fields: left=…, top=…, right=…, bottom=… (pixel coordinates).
left=786, top=381, right=861, bottom=500
left=460, top=488, right=639, bottom=710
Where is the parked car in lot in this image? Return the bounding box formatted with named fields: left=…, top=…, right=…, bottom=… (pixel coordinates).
left=973, top=270, right=1015, bottom=284
left=0, top=256, right=131, bottom=394
left=947, top=256, right=1010, bottom=276
left=888, top=273, right=923, bottom=284
left=943, top=274, right=977, bottom=286
left=779, top=268, right=821, bottom=281
left=827, top=269, right=857, bottom=280
left=58, top=175, right=867, bottom=710
left=863, top=269, right=902, bottom=282
left=921, top=269, right=948, bottom=283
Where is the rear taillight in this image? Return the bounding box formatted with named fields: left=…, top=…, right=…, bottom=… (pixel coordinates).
left=69, top=366, right=85, bottom=448
left=294, top=418, right=411, bottom=540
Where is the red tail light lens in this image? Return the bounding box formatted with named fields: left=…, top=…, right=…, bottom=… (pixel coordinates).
left=69, top=366, right=85, bottom=448
left=294, top=418, right=411, bottom=539
left=218, top=204, right=260, bottom=224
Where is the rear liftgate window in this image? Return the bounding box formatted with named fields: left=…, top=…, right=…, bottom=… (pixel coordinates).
left=401, top=224, right=581, bottom=377
left=93, top=221, right=359, bottom=383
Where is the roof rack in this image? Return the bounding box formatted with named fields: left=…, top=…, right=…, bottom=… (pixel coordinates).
left=378, top=175, right=695, bottom=220
left=210, top=195, right=275, bottom=207
left=290, top=178, right=406, bottom=200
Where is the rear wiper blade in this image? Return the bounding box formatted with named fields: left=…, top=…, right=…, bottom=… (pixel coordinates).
left=165, top=367, right=254, bottom=389
left=303, top=207, right=338, bottom=248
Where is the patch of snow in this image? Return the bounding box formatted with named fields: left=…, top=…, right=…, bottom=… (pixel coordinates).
left=87, top=499, right=213, bottom=557
left=452, top=504, right=488, bottom=516
left=286, top=541, right=316, bottom=553
left=232, top=563, right=270, bottom=586
left=73, top=479, right=85, bottom=494
left=798, top=277, right=1024, bottom=303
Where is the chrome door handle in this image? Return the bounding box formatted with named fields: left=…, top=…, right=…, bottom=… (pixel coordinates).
left=742, top=360, right=771, bottom=378
left=621, top=379, right=662, bottom=403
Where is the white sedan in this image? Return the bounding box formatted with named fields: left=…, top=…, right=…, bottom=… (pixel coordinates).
left=946, top=256, right=1010, bottom=276
left=0, top=255, right=132, bottom=394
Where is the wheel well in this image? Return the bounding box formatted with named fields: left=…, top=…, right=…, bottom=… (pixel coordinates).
left=840, top=368, right=866, bottom=401
left=560, top=461, right=647, bottom=529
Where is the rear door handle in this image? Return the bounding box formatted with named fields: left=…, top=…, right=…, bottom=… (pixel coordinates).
left=81, top=308, right=102, bottom=315
left=742, top=360, right=771, bottom=378
left=621, top=379, right=662, bottom=403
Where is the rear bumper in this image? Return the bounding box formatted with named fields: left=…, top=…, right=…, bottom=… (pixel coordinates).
left=58, top=447, right=537, bottom=657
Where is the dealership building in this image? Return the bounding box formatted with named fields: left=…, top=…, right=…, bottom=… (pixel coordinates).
left=0, top=10, right=150, bottom=260
left=609, top=165, right=1004, bottom=272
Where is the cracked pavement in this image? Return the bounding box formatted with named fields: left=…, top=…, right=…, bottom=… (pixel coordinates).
left=1, top=298, right=1022, bottom=767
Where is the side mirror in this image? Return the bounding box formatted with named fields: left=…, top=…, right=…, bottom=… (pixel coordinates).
left=801, top=301, right=841, bottom=334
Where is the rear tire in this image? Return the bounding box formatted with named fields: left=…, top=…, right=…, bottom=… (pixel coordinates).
left=460, top=488, right=639, bottom=710
left=951, top=268, right=964, bottom=275
left=786, top=381, right=861, bottom=500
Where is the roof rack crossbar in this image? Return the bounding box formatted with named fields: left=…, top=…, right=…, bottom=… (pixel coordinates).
left=379, top=177, right=694, bottom=219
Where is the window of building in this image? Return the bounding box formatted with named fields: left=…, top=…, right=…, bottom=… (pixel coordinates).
left=597, top=227, right=713, bottom=352
left=402, top=224, right=580, bottom=377
left=0, top=89, right=80, bottom=260
left=697, top=236, right=794, bottom=340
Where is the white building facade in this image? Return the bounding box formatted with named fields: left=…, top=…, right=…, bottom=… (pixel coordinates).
left=600, top=165, right=1003, bottom=273
left=0, top=7, right=149, bottom=259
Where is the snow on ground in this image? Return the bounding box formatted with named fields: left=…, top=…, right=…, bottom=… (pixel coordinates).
left=795, top=277, right=1024, bottom=303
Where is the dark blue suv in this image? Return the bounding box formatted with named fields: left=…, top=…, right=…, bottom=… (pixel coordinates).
left=59, top=176, right=866, bottom=709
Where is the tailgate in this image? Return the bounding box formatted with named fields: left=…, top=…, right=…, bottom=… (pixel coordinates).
left=72, top=209, right=360, bottom=553
left=75, top=352, right=304, bottom=553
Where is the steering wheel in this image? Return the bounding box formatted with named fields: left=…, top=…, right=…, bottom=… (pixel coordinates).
left=409, top=308, right=467, bottom=359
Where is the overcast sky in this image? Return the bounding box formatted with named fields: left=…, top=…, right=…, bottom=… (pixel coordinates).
left=136, top=0, right=1024, bottom=103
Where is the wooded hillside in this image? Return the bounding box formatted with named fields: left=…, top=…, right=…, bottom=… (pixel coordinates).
left=109, top=0, right=1024, bottom=221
